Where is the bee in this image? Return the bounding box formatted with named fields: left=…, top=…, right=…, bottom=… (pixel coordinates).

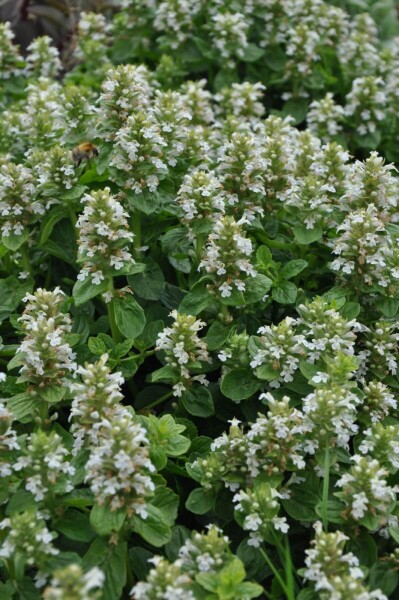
left=72, top=142, right=99, bottom=167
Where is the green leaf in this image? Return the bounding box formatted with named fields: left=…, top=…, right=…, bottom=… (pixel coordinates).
left=379, top=297, right=399, bottom=318
left=128, top=257, right=165, bottom=301
left=0, top=582, right=14, bottom=600
left=221, top=369, right=261, bottom=401
left=340, top=301, right=361, bottom=320
left=0, top=276, right=32, bottom=324
left=346, top=531, right=377, bottom=568
left=88, top=335, right=107, bottom=355
left=179, top=286, right=212, bottom=315
left=151, top=487, right=179, bottom=526
left=282, top=473, right=320, bottom=521
left=38, top=385, right=66, bottom=404
left=129, top=546, right=153, bottom=580
left=90, top=504, right=127, bottom=536
left=368, top=563, right=398, bottom=596
left=6, top=490, right=36, bottom=516
left=299, top=360, right=320, bottom=381
left=55, top=509, right=95, bottom=542
left=241, top=44, right=265, bottom=62
left=263, top=45, right=287, bottom=71
left=113, top=294, right=146, bottom=339
left=255, top=364, right=279, bottom=381
left=83, top=539, right=127, bottom=600
left=205, top=320, right=232, bottom=351
left=126, top=190, right=160, bottom=215
left=185, top=487, right=215, bottom=515
left=293, top=224, right=323, bottom=245
left=280, top=259, right=308, bottom=279
left=73, top=277, right=108, bottom=306
left=236, top=582, right=264, bottom=598
left=181, top=386, right=214, bottom=417
left=2, top=228, right=29, bottom=251
left=149, top=364, right=177, bottom=384
left=14, top=578, right=40, bottom=599
left=131, top=504, right=171, bottom=547
left=389, top=526, right=399, bottom=544
left=272, top=281, right=297, bottom=304
left=149, top=441, right=167, bottom=468
left=282, top=98, right=308, bottom=125
left=6, top=393, right=35, bottom=421
left=39, top=205, right=68, bottom=244
left=256, top=245, right=273, bottom=268
left=244, top=274, right=273, bottom=303
left=219, top=287, right=246, bottom=306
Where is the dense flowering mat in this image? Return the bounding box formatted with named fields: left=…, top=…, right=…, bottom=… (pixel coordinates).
left=1, top=1, right=399, bottom=598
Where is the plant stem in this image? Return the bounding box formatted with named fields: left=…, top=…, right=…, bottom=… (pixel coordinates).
left=69, top=206, right=77, bottom=228
left=121, top=350, right=155, bottom=362
left=284, top=535, right=296, bottom=597
left=144, top=391, right=173, bottom=411
left=125, top=545, right=135, bottom=589
left=261, top=236, right=294, bottom=251
left=20, top=243, right=32, bottom=276
left=271, top=533, right=296, bottom=599
left=131, top=211, right=141, bottom=255
left=219, top=302, right=230, bottom=322
left=107, top=279, right=121, bottom=343
left=259, top=547, right=290, bottom=599
left=322, top=442, right=330, bottom=532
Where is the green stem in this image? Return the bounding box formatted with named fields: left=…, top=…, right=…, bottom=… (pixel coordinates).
left=219, top=302, right=230, bottom=323
left=261, top=236, right=294, bottom=251
left=131, top=211, right=141, bottom=254
left=121, top=350, right=155, bottom=362
left=107, top=279, right=121, bottom=343
left=284, top=535, right=296, bottom=598
left=125, top=545, right=135, bottom=589
left=20, top=244, right=32, bottom=276
left=272, top=533, right=296, bottom=599
left=144, top=391, right=173, bottom=411
left=259, top=547, right=290, bottom=598
left=322, top=442, right=330, bottom=532
left=69, top=206, right=77, bottom=228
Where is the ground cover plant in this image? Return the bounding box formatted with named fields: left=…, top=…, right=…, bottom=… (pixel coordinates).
left=1, top=1, right=399, bottom=598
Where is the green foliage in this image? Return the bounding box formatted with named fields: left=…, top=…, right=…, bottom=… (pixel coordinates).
left=1, top=1, right=399, bottom=599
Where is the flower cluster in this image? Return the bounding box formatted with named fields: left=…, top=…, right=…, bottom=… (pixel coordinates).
left=335, top=455, right=398, bottom=526
left=74, top=12, right=111, bottom=68
left=69, top=354, right=125, bottom=452
left=234, top=482, right=288, bottom=547
left=190, top=395, right=307, bottom=491
left=15, top=288, right=76, bottom=391
left=0, top=22, right=23, bottom=80
left=0, top=401, right=19, bottom=478
left=14, top=430, right=75, bottom=502
left=76, top=187, right=135, bottom=285
left=43, top=565, right=105, bottom=600
left=0, top=510, right=59, bottom=586
left=0, top=161, right=40, bottom=242
left=85, top=410, right=155, bottom=514
left=98, top=65, right=151, bottom=139
left=199, top=215, right=256, bottom=298
left=155, top=310, right=210, bottom=396
left=250, top=317, right=304, bottom=388
left=131, top=525, right=262, bottom=599
left=26, top=36, right=61, bottom=79
left=304, top=521, right=387, bottom=600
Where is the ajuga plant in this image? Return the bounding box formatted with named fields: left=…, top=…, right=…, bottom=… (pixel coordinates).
left=2, top=2, right=399, bottom=600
